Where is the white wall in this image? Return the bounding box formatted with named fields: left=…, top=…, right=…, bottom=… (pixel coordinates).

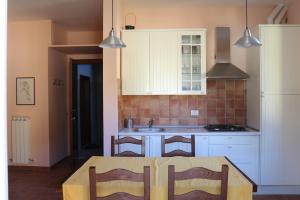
left=0, top=0, right=8, bottom=198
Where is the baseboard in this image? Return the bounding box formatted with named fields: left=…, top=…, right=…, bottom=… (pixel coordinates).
left=255, top=186, right=300, bottom=195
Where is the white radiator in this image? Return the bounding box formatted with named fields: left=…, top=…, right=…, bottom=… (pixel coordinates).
left=12, top=116, right=31, bottom=164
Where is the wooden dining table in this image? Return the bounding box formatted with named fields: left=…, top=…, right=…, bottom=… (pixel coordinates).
left=63, top=156, right=255, bottom=200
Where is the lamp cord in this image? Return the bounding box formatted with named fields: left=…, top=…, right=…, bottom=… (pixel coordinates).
left=246, top=0, right=248, bottom=29
left=112, top=0, right=114, bottom=30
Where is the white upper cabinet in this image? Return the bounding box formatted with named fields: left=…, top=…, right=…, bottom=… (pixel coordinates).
left=178, top=31, right=207, bottom=95
left=150, top=31, right=178, bottom=94
left=260, top=26, right=300, bottom=95
left=121, top=31, right=150, bottom=95
left=121, top=29, right=207, bottom=95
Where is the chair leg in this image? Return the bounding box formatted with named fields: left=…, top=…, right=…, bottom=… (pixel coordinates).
left=111, top=136, right=115, bottom=157
left=168, top=165, right=175, bottom=200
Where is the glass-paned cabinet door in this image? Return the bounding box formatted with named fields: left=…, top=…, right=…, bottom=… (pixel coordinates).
left=178, top=30, right=206, bottom=95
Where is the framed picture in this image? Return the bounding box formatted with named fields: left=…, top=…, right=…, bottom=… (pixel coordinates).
left=16, top=77, right=35, bottom=105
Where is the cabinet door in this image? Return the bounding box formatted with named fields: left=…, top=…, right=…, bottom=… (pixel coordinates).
left=195, top=136, right=209, bottom=156
left=178, top=31, right=206, bottom=95
left=150, top=31, right=178, bottom=94
left=261, top=95, right=300, bottom=185
left=260, top=26, right=300, bottom=95
left=118, top=136, right=150, bottom=157
left=121, top=31, right=150, bottom=95
left=149, top=136, right=161, bottom=157
left=164, top=135, right=192, bottom=154
left=149, top=135, right=193, bottom=157
left=209, top=136, right=259, bottom=183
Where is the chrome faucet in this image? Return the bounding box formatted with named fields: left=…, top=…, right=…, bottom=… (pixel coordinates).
left=148, top=118, right=154, bottom=128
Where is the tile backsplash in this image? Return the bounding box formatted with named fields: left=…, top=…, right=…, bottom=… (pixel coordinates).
left=119, top=80, right=246, bottom=129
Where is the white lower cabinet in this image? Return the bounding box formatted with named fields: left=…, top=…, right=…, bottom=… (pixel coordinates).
left=118, top=134, right=259, bottom=183
left=195, top=136, right=209, bottom=156
left=148, top=136, right=161, bottom=157
left=165, top=135, right=193, bottom=154
left=208, top=136, right=260, bottom=184
left=118, top=136, right=150, bottom=157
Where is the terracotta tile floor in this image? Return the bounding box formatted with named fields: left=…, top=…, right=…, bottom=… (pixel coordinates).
left=8, top=157, right=300, bottom=200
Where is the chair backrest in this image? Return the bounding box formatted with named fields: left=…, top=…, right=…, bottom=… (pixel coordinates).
left=89, top=166, right=150, bottom=200
left=161, top=135, right=195, bottom=157
left=111, top=136, right=145, bottom=157
left=168, top=164, right=229, bottom=200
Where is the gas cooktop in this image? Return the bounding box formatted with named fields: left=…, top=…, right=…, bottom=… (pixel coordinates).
left=204, top=125, right=247, bottom=132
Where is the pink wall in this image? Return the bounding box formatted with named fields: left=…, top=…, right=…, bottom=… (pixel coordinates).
left=52, top=23, right=102, bottom=45
left=102, top=0, right=121, bottom=156
left=120, top=1, right=273, bottom=71
left=0, top=0, right=8, bottom=196
left=66, top=31, right=102, bottom=45
left=7, top=20, right=51, bottom=167
left=288, top=0, right=300, bottom=23
left=48, top=49, right=68, bottom=166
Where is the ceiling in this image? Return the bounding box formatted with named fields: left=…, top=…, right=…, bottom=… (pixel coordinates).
left=8, top=0, right=103, bottom=31
left=8, top=0, right=291, bottom=31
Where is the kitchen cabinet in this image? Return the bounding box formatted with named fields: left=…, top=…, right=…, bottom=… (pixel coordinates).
left=208, top=136, right=259, bottom=183
left=118, top=136, right=150, bottom=157
left=195, top=136, right=209, bottom=156
left=259, top=25, right=300, bottom=186
left=149, top=135, right=199, bottom=157
left=148, top=136, right=161, bottom=157
left=260, top=25, right=300, bottom=95
left=164, top=135, right=193, bottom=154
left=178, top=31, right=207, bottom=94
left=121, top=29, right=206, bottom=95
left=121, top=31, right=150, bottom=95
left=261, top=95, right=300, bottom=185
left=149, top=31, right=178, bottom=94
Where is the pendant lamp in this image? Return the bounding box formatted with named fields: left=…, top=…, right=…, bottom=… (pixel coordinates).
left=235, top=0, right=262, bottom=48
left=99, top=0, right=126, bottom=48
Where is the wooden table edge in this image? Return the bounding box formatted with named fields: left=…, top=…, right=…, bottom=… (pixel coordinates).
left=224, top=156, right=258, bottom=192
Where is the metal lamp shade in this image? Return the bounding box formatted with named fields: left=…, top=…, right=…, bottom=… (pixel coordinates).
left=235, top=28, right=262, bottom=48
left=99, top=28, right=126, bottom=48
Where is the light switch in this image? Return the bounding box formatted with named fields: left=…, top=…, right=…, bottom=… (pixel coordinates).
left=191, top=109, right=199, bottom=117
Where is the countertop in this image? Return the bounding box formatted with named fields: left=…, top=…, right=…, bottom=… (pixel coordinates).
left=119, top=125, right=260, bottom=136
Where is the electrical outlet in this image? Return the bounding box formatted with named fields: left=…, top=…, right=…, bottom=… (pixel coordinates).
left=191, top=110, right=199, bottom=117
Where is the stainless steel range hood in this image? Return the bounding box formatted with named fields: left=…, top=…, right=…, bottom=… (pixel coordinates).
left=207, top=27, right=249, bottom=79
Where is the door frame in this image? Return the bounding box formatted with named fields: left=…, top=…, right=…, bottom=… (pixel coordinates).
left=68, top=59, right=102, bottom=157
left=0, top=0, right=8, bottom=198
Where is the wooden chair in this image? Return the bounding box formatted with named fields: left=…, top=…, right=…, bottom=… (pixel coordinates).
left=89, top=166, right=150, bottom=200
left=111, top=136, right=145, bottom=157
left=168, top=164, right=229, bottom=200
left=161, top=135, right=195, bottom=157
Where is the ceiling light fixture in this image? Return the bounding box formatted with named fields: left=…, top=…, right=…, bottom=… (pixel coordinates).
left=235, top=0, right=262, bottom=48
left=99, top=0, right=126, bottom=48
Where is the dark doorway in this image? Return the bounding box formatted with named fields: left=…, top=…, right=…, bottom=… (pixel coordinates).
left=80, top=75, right=91, bottom=149
left=71, top=59, right=103, bottom=161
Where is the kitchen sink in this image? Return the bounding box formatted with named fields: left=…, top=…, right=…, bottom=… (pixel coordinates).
left=134, top=127, right=165, bottom=133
